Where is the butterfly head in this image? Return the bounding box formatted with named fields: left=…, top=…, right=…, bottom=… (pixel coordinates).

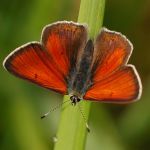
left=70, top=95, right=81, bottom=106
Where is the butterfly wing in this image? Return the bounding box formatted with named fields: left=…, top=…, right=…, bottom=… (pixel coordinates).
left=84, top=28, right=142, bottom=103
left=92, top=28, right=132, bottom=82
left=42, top=21, right=87, bottom=76
left=3, top=21, right=87, bottom=94
left=3, top=43, right=67, bottom=93
left=84, top=65, right=141, bottom=103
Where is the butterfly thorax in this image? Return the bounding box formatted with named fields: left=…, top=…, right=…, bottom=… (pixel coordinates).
left=68, top=39, right=94, bottom=101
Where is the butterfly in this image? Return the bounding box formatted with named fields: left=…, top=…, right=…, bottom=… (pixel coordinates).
left=3, top=21, right=142, bottom=105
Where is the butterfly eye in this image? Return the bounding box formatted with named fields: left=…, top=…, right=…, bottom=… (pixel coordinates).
left=70, top=95, right=81, bottom=105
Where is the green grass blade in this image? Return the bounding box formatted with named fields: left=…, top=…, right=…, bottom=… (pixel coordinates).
left=54, top=0, right=105, bottom=149
left=78, top=0, right=105, bottom=37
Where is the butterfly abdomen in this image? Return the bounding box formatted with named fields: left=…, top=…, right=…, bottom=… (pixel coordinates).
left=68, top=39, right=94, bottom=97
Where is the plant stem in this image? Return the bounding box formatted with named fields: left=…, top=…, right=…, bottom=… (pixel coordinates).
left=54, top=0, right=105, bottom=149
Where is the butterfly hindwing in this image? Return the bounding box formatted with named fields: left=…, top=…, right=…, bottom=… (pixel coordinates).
left=84, top=65, right=141, bottom=103
left=3, top=43, right=67, bottom=94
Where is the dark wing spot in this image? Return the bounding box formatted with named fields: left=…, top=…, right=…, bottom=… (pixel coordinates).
left=34, top=73, right=38, bottom=79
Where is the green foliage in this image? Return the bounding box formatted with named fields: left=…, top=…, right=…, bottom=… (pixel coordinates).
left=54, top=0, right=105, bottom=149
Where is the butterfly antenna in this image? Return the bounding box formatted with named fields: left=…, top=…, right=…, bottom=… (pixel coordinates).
left=77, top=103, right=90, bottom=132
left=41, top=99, right=70, bottom=119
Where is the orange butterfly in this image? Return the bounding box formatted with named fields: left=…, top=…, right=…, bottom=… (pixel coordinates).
left=3, top=21, right=142, bottom=104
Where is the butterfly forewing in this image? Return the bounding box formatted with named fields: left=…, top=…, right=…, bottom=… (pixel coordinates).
left=92, top=28, right=132, bottom=82
left=42, top=21, right=87, bottom=76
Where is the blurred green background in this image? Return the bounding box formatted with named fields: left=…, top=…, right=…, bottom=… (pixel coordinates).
left=0, top=0, right=150, bottom=150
